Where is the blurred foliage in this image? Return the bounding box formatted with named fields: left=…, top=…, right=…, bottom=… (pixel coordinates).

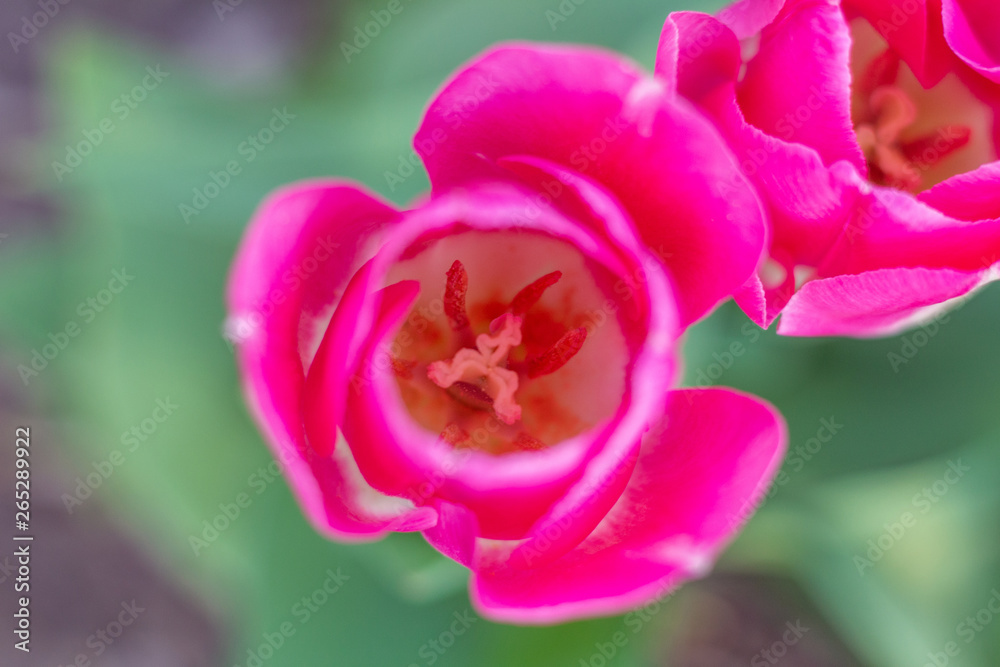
left=2, top=0, right=1000, bottom=665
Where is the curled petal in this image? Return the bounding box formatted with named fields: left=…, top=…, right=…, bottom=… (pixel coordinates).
left=227, top=180, right=443, bottom=539
left=941, top=0, right=1000, bottom=84
left=843, top=0, right=956, bottom=87
left=470, top=389, right=787, bottom=625
left=777, top=266, right=986, bottom=337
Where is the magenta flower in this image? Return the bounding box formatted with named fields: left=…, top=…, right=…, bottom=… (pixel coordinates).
left=659, top=0, right=1000, bottom=336
left=226, top=44, right=786, bottom=624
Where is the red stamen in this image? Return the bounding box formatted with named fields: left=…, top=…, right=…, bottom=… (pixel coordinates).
left=439, top=423, right=470, bottom=447
left=901, top=125, right=972, bottom=169
left=450, top=381, right=495, bottom=410
left=526, top=327, right=588, bottom=378
left=444, top=260, right=470, bottom=332
left=510, top=271, right=562, bottom=317
left=391, top=358, right=417, bottom=380
left=513, top=432, right=547, bottom=451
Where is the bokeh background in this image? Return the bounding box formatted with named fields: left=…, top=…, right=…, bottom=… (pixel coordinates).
left=2, top=0, right=1000, bottom=665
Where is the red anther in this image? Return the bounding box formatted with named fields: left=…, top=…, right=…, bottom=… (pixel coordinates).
left=444, top=260, right=470, bottom=332
left=509, top=271, right=562, bottom=317
left=526, top=327, right=588, bottom=378
left=902, top=126, right=972, bottom=169
left=451, top=381, right=495, bottom=409
left=513, top=432, right=547, bottom=451
left=391, top=358, right=417, bottom=380
left=859, top=48, right=901, bottom=99
left=439, top=423, right=470, bottom=447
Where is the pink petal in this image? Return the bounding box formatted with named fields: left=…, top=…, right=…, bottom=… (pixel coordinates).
left=471, top=388, right=787, bottom=625
left=822, top=170, right=1000, bottom=274
left=657, top=11, right=744, bottom=103
left=657, top=12, right=851, bottom=264
left=920, top=160, right=1000, bottom=221
left=776, top=166, right=1000, bottom=336
left=777, top=266, right=986, bottom=337
left=415, top=43, right=766, bottom=325
left=732, top=273, right=770, bottom=329
left=226, top=180, right=439, bottom=540
left=657, top=12, right=852, bottom=325
left=843, top=0, right=955, bottom=87
left=423, top=501, right=479, bottom=568
left=738, top=0, right=865, bottom=174
left=716, top=0, right=787, bottom=39
left=942, top=0, right=1000, bottom=83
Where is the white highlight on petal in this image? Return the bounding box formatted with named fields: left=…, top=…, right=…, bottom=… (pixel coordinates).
left=623, top=77, right=667, bottom=138
left=642, top=536, right=713, bottom=577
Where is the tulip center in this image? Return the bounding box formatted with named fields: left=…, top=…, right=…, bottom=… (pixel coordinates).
left=427, top=312, right=525, bottom=425
left=384, top=231, right=626, bottom=455
left=850, top=20, right=996, bottom=192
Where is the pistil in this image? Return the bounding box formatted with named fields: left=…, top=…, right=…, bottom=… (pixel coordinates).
left=427, top=314, right=524, bottom=424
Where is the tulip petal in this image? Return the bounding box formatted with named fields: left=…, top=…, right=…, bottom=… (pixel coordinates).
left=822, top=169, right=1000, bottom=273
left=716, top=0, right=787, bottom=38
left=778, top=266, right=986, bottom=337
left=658, top=12, right=852, bottom=326
left=423, top=501, right=479, bottom=568
left=942, top=0, right=1000, bottom=83
left=416, top=43, right=766, bottom=325
left=227, top=180, right=441, bottom=539
left=471, top=388, right=787, bottom=625
left=738, top=0, right=865, bottom=173
left=843, top=0, right=955, bottom=87
left=920, top=160, right=1000, bottom=221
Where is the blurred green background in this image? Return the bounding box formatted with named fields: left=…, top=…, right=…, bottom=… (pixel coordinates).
left=2, top=0, right=999, bottom=665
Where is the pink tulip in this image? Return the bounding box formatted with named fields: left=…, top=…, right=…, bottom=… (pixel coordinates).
left=659, top=0, right=1000, bottom=336
left=226, top=44, right=786, bottom=624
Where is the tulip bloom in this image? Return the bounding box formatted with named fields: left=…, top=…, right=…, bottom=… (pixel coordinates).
left=226, top=44, right=786, bottom=624
left=660, top=0, right=1000, bottom=336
